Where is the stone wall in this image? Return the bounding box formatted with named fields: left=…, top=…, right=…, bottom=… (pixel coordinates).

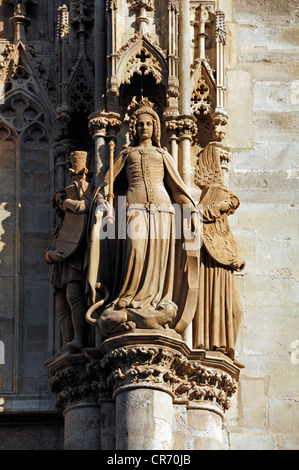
left=221, top=0, right=299, bottom=450
left=0, top=0, right=59, bottom=444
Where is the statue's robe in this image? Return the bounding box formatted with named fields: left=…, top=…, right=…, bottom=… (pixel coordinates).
left=193, top=184, right=245, bottom=359
left=85, top=146, right=200, bottom=337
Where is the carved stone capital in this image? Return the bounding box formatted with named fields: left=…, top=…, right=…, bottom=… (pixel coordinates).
left=165, top=117, right=180, bottom=135
left=45, top=353, right=98, bottom=410
left=46, top=334, right=240, bottom=414
left=85, top=333, right=240, bottom=413
left=56, top=107, right=71, bottom=124
left=53, top=140, right=76, bottom=160
left=130, top=0, right=154, bottom=12
left=88, top=112, right=121, bottom=138
left=165, top=115, right=197, bottom=138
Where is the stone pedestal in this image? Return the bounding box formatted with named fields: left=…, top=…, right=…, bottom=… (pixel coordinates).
left=46, top=331, right=240, bottom=450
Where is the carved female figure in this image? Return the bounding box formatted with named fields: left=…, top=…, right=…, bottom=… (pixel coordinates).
left=85, top=100, right=199, bottom=338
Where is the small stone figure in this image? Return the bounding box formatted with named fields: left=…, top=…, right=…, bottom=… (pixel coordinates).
left=193, top=144, right=245, bottom=365
left=45, top=151, right=93, bottom=353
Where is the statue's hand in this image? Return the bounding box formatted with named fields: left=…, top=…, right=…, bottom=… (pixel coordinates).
left=63, top=198, right=89, bottom=214
left=95, top=198, right=110, bottom=213
left=48, top=250, right=65, bottom=262
left=191, top=211, right=199, bottom=235
left=214, top=200, right=231, bottom=214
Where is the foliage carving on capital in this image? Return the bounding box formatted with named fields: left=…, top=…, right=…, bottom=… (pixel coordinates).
left=168, top=0, right=179, bottom=13
left=131, top=0, right=154, bottom=11
left=49, top=362, right=98, bottom=409
left=88, top=113, right=121, bottom=137
left=212, top=112, right=228, bottom=142
left=94, top=346, right=237, bottom=412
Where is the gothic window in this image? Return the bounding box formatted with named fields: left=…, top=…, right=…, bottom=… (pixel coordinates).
left=0, top=122, right=17, bottom=393
left=69, top=73, right=94, bottom=115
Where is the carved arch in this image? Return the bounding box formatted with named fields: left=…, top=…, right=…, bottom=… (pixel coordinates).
left=110, top=36, right=168, bottom=96
left=191, top=59, right=216, bottom=148
left=191, top=59, right=216, bottom=117
left=0, top=42, right=55, bottom=131
left=0, top=118, right=18, bottom=143
left=68, top=57, right=94, bottom=115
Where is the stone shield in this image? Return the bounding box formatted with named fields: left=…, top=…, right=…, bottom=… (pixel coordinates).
left=55, top=212, right=87, bottom=259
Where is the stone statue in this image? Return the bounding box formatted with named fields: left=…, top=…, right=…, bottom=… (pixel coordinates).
left=45, top=151, right=93, bottom=353
left=193, top=144, right=245, bottom=365
left=85, top=99, right=200, bottom=338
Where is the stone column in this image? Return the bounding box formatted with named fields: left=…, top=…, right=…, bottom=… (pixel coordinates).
left=212, top=9, right=228, bottom=143
left=176, top=116, right=197, bottom=189
left=115, top=388, right=173, bottom=450
left=178, top=0, right=191, bottom=117
left=178, top=0, right=196, bottom=188
left=88, top=112, right=121, bottom=184
left=63, top=402, right=101, bottom=450
left=85, top=331, right=240, bottom=451
left=99, top=397, right=116, bottom=450
left=165, top=117, right=179, bottom=167
left=53, top=140, right=75, bottom=189
left=187, top=403, right=224, bottom=450
left=45, top=353, right=101, bottom=450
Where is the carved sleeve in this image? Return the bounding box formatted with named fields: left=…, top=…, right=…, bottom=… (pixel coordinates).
left=164, top=172, right=194, bottom=208
left=44, top=225, right=60, bottom=264
left=62, top=199, right=90, bottom=214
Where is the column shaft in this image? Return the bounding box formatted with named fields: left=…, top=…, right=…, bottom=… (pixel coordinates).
left=115, top=388, right=173, bottom=450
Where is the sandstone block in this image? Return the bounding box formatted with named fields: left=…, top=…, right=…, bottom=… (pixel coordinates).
left=226, top=70, right=252, bottom=149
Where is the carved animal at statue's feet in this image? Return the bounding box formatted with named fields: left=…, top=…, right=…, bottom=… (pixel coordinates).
left=98, top=301, right=178, bottom=337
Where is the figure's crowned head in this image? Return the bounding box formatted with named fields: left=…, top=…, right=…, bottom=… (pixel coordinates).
left=129, top=98, right=161, bottom=147
left=69, top=151, right=88, bottom=173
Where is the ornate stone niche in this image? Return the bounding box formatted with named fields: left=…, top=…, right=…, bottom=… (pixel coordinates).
left=43, top=0, right=244, bottom=452
left=56, top=1, right=95, bottom=163
left=190, top=2, right=228, bottom=150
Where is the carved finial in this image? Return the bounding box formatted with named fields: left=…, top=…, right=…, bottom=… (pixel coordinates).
left=5, top=0, right=37, bottom=43
left=216, top=9, right=227, bottom=44
left=130, top=0, right=154, bottom=35
left=57, top=4, right=70, bottom=40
